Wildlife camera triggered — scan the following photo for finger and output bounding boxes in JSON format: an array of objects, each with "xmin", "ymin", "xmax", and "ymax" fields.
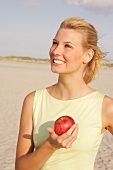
[
  {"xmin": 61, "ymin": 124, "xmax": 79, "ymax": 148},
  {"xmin": 70, "ymin": 124, "xmax": 79, "ymax": 136},
  {"xmin": 47, "ymin": 127, "xmax": 55, "ymax": 134},
  {"xmin": 60, "ymin": 124, "xmax": 77, "ymax": 140},
  {"xmin": 66, "ymin": 124, "xmax": 79, "ymax": 148}
]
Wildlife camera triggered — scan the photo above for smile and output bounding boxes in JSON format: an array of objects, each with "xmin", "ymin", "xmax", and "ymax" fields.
[{"xmin": 53, "ymin": 59, "xmax": 65, "ymax": 65}]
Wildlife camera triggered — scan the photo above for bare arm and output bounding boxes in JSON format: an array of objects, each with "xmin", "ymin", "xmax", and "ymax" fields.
[
  {"xmin": 15, "ymin": 92, "xmax": 79, "ymax": 170},
  {"xmin": 102, "ymin": 96, "xmax": 113, "ymax": 135}
]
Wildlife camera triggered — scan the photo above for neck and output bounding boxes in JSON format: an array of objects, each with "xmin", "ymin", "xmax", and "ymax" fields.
[
  {"xmin": 58, "ymin": 74, "xmax": 85, "ymax": 90},
  {"xmin": 50, "ymin": 74, "xmax": 92, "ymax": 100}
]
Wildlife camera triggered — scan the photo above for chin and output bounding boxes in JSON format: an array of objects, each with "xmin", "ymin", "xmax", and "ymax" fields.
[
  {"xmin": 51, "ymin": 69, "xmax": 67, "ymax": 75},
  {"xmin": 51, "ymin": 64, "xmax": 66, "ymax": 74},
  {"xmin": 51, "ymin": 68, "xmax": 60, "ymax": 74}
]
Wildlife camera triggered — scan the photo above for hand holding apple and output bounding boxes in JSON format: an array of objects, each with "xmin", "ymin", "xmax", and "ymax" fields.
[
  {"xmin": 47, "ymin": 115, "xmax": 78, "ymax": 149},
  {"xmin": 48, "ymin": 117, "xmax": 78, "ymax": 149}
]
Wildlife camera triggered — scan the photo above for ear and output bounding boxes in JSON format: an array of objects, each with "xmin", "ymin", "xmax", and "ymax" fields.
[{"xmin": 83, "ymin": 49, "xmax": 94, "ymax": 64}]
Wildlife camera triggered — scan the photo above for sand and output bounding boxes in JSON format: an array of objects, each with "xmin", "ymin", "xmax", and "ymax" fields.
[{"xmin": 0, "ymin": 61, "xmax": 113, "ymax": 170}]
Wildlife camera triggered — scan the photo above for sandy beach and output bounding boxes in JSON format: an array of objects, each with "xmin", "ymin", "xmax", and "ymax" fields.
[{"xmin": 0, "ymin": 61, "xmax": 113, "ymax": 170}]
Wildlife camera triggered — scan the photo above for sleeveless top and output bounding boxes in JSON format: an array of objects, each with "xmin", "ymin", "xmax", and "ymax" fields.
[{"xmin": 33, "ymin": 88, "xmax": 105, "ymax": 170}]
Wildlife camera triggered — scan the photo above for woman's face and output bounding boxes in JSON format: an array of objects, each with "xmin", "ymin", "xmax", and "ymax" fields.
[{"xmin": 49, "ymin": 28, "xmax": 87, "ymax": 75}]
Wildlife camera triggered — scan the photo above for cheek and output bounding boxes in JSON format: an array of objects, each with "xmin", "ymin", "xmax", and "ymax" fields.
[
  {"xmin": 71, "ymin": 50, "xmax": 84, "ymax": 61},
  {"xmin": 64, "ymin": 51, "xmax": 76, "ymax": 61}
]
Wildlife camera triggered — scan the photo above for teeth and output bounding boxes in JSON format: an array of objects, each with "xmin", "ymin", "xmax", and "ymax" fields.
[{"xmin": 53, "ymin": 59, "xmax": 65, "ymax": 64}]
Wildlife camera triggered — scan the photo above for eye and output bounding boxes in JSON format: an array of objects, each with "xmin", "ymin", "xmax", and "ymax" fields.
[
  {"xmin": 52, "ymin": 41, "xmax": 58, "ymax": 45},
  {"xmin": 65, "ymin": 44, "xmax": 72, "ymax": 48}
]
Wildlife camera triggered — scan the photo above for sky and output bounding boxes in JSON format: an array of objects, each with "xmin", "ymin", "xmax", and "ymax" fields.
[{"xmin": 0, "ymin": 0, "xmax": 113, "ymax": 60}]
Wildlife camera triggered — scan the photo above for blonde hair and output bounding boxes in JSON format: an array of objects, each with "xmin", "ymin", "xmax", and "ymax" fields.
[{"xmin": 60, "ymin": 17, "xmax": 105, "ymax": 84}]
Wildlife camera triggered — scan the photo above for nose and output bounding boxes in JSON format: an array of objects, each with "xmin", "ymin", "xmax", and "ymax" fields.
[{"xmin": 52, "ymin": 45, "xmax": 63, "ymax": 56}]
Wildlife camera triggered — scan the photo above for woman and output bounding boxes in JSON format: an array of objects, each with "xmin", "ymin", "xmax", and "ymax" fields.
[{"xmin": 15, "ymin": 17, "xmax": 113, "ymax": 170}]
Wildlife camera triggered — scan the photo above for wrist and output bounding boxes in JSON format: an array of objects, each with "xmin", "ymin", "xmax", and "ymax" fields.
[{"xmin": 45, "ymin": 139, "xmax": 58, "ymax": 151}]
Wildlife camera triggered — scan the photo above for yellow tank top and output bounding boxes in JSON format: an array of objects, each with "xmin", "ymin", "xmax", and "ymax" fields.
[{"xmin": 33, "ymin": 88, "xmax": 105, "ymax": 170}]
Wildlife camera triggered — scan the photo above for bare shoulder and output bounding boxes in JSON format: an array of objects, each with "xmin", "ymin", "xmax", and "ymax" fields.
[
  {"xmin": 23, "ymin": 91, "xmax": 36, "ymax": 106},
  {"xmin": 103, "ymin": 95, "xmax": 113, "ymax": 113},
  {"xmin": 102, "ymin": 95, "xmax": 113, "ymax": 134},
  {"xmin": 20, "ymin": 91, "xmax": 36, "ymax": 118},
  {"xmin": 19, "ymin": 91, "xmax": 36, "ymax": 129}
]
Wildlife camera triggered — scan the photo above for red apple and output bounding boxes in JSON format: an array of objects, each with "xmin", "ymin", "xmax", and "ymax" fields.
[{"xmin": 54, "ymin": 115, "xmax": 75, "ymax": 136}]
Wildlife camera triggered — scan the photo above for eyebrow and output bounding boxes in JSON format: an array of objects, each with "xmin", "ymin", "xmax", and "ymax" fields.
[{"xmin": 53, "ymin": 39, "xmax": 75, "ymax": 46}]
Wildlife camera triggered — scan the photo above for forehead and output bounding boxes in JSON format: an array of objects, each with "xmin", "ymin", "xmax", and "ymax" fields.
[{"xmin": 55, "ymin": 28, "xmax": 83, "ymax": 44}]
